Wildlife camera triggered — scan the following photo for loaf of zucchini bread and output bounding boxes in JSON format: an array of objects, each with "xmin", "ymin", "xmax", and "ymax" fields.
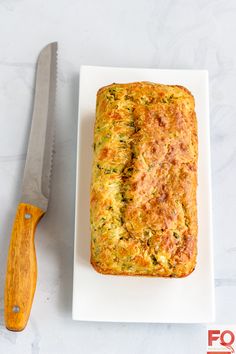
[{"xmin": 90, "ymin": 82, "xmax": 198, "ymax": 277}]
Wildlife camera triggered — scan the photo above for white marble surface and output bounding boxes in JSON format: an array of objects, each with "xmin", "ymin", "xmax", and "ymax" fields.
[{"xmin": 0, "ymin": 0, "xmax": 235, "ymax": 353}]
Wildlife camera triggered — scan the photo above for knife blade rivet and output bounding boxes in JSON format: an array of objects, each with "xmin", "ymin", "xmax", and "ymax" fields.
[
  {"xmin": 12, "ymin": 306, "xmax": 20, "ymax": 313},
  {"xmin": 24, "ymin": 213, "xmax": 32, "ymax": 220}
]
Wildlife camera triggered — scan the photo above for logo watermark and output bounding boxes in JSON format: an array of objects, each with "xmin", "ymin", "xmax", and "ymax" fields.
[{"xmin": 207, "ymin": 326, "xmax": 236, "ymax": 353}]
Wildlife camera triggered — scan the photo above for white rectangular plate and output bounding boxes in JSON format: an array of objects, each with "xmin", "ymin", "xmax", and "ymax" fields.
[{"xmin": 73, "ymin": 65, "xmax": 215, "ymax": 323}]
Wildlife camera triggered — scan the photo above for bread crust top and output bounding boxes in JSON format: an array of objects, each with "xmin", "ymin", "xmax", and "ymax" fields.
[{"xmin": 90, "ymin": 82, "xmax": 198, "ymax": 277}]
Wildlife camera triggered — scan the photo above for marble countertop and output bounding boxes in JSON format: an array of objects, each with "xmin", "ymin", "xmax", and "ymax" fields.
[{"xmin": 0, "ymin": 0, "xmax": 235, "ymax": 353}]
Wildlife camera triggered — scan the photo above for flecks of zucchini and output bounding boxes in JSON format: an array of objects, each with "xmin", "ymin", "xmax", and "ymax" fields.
[
  {"xmin": 140, "ymin": 96, "xmax": 150, "ymax": 104},
  {"xmin": 106, "ymin": 88, "xmax": 117, "ymax": 101},
  {"xmin": 106, "ymin": 87, "xmax": 125, "ymax": 101},
  {"xmin": 123, "ymin": 166, "xmax": 133, "ymax": 178},
  {"xmin": 124, "ymin": 95, "xmax": 134, "ymax": 101},
  {"xmin": 96, "ymin": 164, "xmax": 118, "ymax": 174},
  {"xmin": 173, "ymin": 232, "xmax": 180, "ymax": 239},
  {"xmin": 104, "ymin": 168, "xmax": 118, "ymax": 174},
  {"xmin": 151, "ymin": 254, "xmax": 158, "ymax": 265},
  {"xmin": 121, "ymin": 264, "xmax": 133, "ymax": 271},
  {"xmin": 94, "ymin": 133, "xmax": 112, "ymax": 150},
  {"xmin": 160, "ymin": 94, "xmax": 175, "ymax": 104},
  {"xmin": 185, "ymin": 219, "xmax": 190, "ymax": 227},
  {"xmin": 128, "ymin": 121, "xmax": 135, "ymax": 128}
]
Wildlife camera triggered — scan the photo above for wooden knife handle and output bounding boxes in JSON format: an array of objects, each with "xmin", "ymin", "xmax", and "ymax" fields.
[{"xmin": 4, "ymin": 203, "xmax": 45, "ymax": 331}]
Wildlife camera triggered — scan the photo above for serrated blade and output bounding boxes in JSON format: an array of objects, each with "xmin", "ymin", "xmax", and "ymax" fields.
[{"xmin": 21, "ymin": 42, "xmax": 57, "ymax": 211}]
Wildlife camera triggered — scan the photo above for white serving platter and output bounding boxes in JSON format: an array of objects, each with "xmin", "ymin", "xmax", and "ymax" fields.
[{"xmin": 73, "ymin": 65, "xmax": 215, "ymax": 323}]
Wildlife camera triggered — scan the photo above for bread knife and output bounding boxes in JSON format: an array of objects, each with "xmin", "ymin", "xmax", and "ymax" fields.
[{"xmin": 4, "ymin": 42, "xmax": 57, "ymax": 331}]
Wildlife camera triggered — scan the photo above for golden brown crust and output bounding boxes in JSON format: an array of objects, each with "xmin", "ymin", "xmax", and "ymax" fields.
[
  {"xmin": 90, "ymin": 82, "xmax": 198, "ymax": 277},
  {"xmin": 91, "ymin": 259, "xmax": 195, "ymax": 278}
]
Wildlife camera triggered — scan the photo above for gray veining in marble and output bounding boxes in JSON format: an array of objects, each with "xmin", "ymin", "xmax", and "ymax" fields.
[{"xmin": 0, "ymin": 0, "xmax": 236, "ymax": 353}]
